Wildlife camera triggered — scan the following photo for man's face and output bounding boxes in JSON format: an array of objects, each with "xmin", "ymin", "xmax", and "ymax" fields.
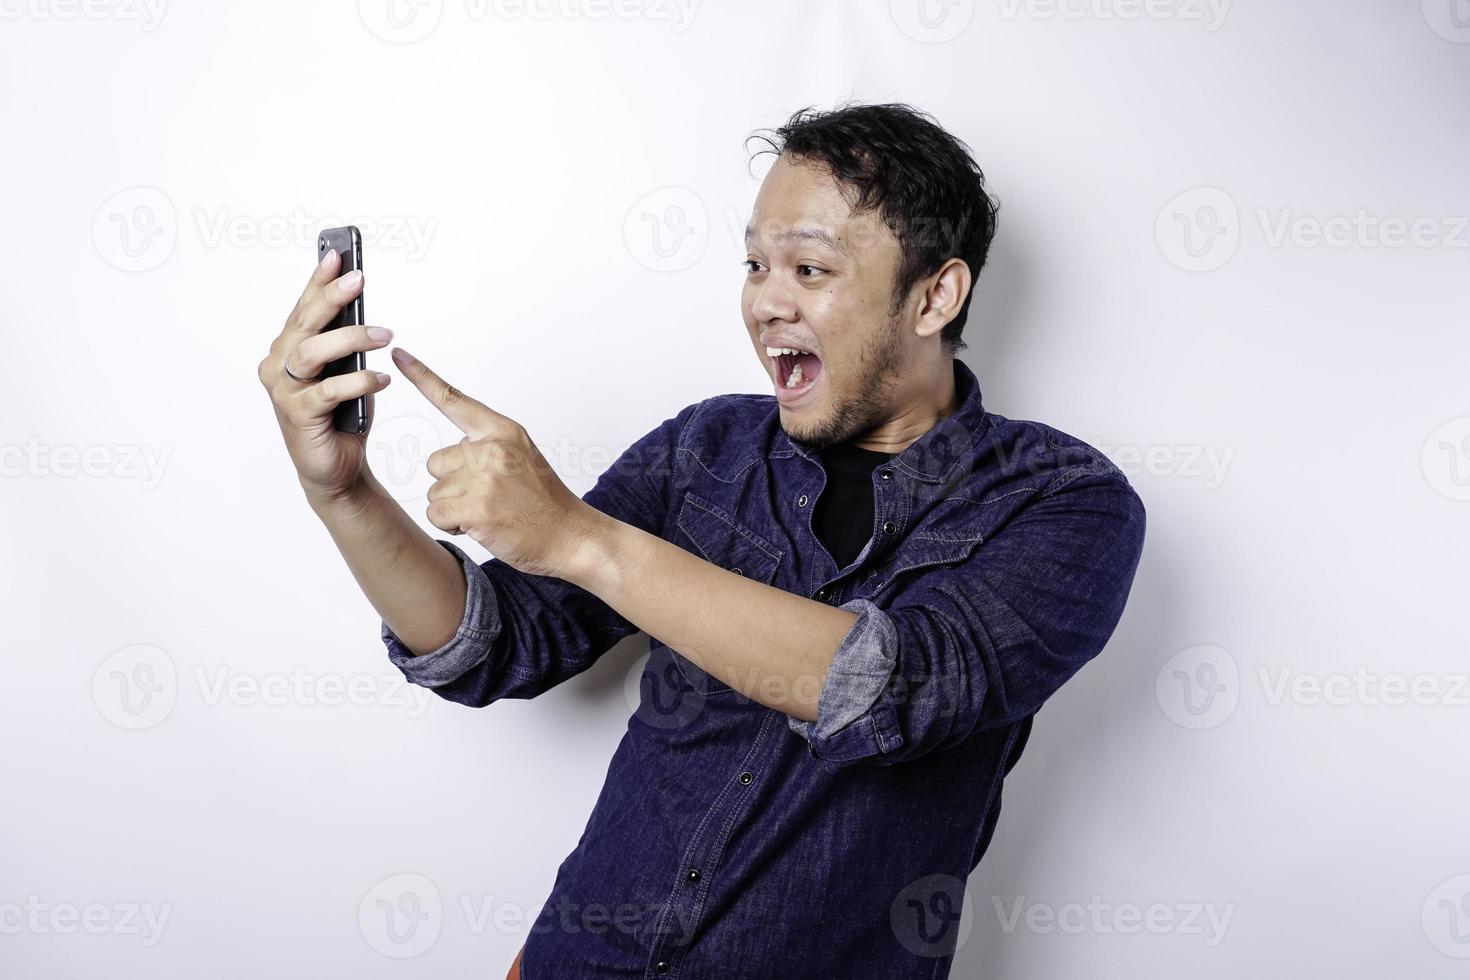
[{"xmin": 742, "ymin": 154, "xmax": 915, "ymax": 450}]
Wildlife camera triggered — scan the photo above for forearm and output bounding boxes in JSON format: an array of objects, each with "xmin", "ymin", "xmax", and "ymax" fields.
[
  {"xmin": 307, "ymin": 469, "xmax": 468, "ymax": 657},
  {"xmin": 564, "ymin": 509, "xmax": 857, "ymax": 721}
]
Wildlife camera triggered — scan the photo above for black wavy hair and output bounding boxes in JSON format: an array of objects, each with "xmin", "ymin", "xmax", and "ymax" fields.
[{"xmin": 746, "ymin": 101, "xmax": 999, "ymax": 355}]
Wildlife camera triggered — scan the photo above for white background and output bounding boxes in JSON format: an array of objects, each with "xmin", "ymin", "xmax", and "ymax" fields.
[{"xmin": 3, "ymin": 1, "xmax": 1468, "ymax": 977}]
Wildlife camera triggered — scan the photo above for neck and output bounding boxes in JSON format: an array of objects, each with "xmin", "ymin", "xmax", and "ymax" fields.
[{"xmin": 850, "ymin": 358, "xmax": 959, "ymax": 454}]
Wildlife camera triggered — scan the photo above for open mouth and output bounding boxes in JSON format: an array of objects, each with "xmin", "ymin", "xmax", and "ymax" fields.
[{"xmin": 766, "ymin": 344, "xmax": 823, "ymax": 401}]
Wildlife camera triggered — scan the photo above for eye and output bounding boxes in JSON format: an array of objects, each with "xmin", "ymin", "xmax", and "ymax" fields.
[
  {"xmin": 796, "ymin": 264, "xmax": 824, "ymax": 278},
  {"xmin": 742, "ymin": 259, "xmax": 765, "ymax": 274}
]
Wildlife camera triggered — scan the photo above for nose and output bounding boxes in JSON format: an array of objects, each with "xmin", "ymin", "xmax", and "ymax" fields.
[{"xmin": 749, "ymin": 272, "xmax": 797, "ymax": 325}]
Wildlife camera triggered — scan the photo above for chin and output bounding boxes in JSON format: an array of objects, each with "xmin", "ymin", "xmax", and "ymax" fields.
[{"xmin": 779, "ymin": 407, "xmax": 838, "ymax": 448}]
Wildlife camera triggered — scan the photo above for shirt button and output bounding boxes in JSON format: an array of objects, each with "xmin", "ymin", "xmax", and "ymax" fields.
[
  {"xmin": 879, "ymin": 468, "xmax": 892, "ymax": 480},
  {"xmin": 655, "ymin": 962, "xmax": 671, "ymax": 975},
  {"xmin": 686, "ymin": 868, "xmax": 701, "ymax": 883},
  {"xmin": 739, "ymin": 770, "xmax": 754, "ymax": 785},
  {"xmin": 882, "ymin": 521, "xmax": 896, "ymax": 534},
  {"xmin": 730, "ymin": 567, "xmax": 743, "ymax": 576},
  {"xmin": 814, "ymin": 588, "xmax": 828, "ymax": 601},
  {"xmin": 797, "ymin": 493, "xmax": 809, "ymax": 507}
]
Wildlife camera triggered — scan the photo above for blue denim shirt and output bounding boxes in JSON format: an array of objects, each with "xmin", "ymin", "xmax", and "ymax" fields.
[{"xmin": 382, "ymin": 358, "xmax": 1145, "ymax": 978}]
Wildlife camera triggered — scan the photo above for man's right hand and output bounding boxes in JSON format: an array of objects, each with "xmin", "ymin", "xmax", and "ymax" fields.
[{"xmin": 257, "ymin": 247, "xmax": 395, "ymax": 503}]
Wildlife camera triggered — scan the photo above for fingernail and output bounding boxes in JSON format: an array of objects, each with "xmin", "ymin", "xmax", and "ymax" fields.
[
  {"xmin": 337, "ymin": 269, "xmax": 362, "ymax": 291},
  {"xmin": 375, "ymin": 372, "xmax": 392, "ymax": 385},
  {"xmin": 319, "ymin": 248, "xmax": 337, "ymax": 269},
  {"xmin": 366, "ymin": 326, "xmax": 392, "ymax": 342},
  {"xmin": 391, "ymin": 348, "xmax": 414, "ymax": 368}
]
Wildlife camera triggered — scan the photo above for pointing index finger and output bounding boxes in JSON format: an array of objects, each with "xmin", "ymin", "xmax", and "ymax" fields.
[{"xmin": 391, "ymin": 347, "xmax": 508, "ymax": 438}]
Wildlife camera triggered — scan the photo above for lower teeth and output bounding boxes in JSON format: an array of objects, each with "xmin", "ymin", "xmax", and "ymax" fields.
[{"xmin": 784, "ymin": 362, "xmax": 805, "ymax": 388}]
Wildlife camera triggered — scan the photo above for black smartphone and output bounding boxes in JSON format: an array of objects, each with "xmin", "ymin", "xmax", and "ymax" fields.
[{"xmin": 317, "ymin": 225, "xmax": 368, "ymax": 434}]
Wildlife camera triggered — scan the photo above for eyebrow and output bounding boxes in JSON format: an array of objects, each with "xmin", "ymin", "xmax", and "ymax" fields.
[{"xmin": 744, "ymin": 224, "xmax": 849, "ymax": 257}]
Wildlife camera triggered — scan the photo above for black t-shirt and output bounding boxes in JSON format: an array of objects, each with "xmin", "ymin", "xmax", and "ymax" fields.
[{"xmin": 812, "ymin": 441, "xmax": 896, "ymax": 570}]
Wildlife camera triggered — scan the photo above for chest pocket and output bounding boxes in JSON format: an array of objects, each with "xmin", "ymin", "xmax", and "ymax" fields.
[
  {"xmin": 667, "ymin": 491, "xmax": 783, "ymax": 695},
  {"xmin": 857, "ymin": 492, "xmax": 1006, "ymax": 600},
  {"xmin": 860, "ymin": 533, "xmax": 986, "ymax": 601}
]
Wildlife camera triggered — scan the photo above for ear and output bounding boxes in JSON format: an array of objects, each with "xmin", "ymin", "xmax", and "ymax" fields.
[{"xmin": 913, "ymin": 258, "xmax": 972, "ymax": 341}]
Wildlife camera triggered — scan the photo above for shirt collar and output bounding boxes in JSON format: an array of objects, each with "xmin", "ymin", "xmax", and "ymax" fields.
[{"xmin": 770, "ymin": 358, "xmax": 990, "ymax": 486}]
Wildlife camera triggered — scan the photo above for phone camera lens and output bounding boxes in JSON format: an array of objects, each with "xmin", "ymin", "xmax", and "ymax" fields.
[{"xmin": 318, "ymin": 237, "xmax": 326, "ymax": 250}]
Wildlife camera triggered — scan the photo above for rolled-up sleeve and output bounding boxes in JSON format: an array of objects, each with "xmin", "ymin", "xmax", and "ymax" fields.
[
  {"xmin": 787, "ymin": 471, "xmax": 1146, "ymax": 766},
  {"xmin": 785, "ymin": 599, "xmax": 905, "ymax": 762},
  {"xmin": 382, "ymin": 538, "xmax": 502, "ymax": 688}
]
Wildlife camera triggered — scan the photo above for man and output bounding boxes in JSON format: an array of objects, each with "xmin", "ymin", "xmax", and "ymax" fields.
[{"xmin": 259, "ymin": 102, "xmax": 1146, "ymax": 978}]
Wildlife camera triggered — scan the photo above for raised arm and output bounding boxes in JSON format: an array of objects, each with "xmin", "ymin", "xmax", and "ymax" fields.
[{"xmin": 374, "ymin": 394, "xmax": 700, "ymax": 706}]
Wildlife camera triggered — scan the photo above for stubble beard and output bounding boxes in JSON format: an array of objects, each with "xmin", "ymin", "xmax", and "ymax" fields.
[{"xmin": 784, "ymin": 313, "xmax": 904, "ymax": 452}]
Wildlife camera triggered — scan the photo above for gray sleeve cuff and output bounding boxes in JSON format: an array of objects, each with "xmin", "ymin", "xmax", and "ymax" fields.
[
  {"xmin": 787, "ymin": 597, "xmax": 900, "ymax": 745},
  {"xmin": 381, "ymin": 539, "xmax": 502, "ymax": 688}
]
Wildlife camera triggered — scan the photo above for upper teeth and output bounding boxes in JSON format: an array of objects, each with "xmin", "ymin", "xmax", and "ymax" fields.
[{"xmin": 766, "ymin": 346, "xmax": 806, "ymax": 357}]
